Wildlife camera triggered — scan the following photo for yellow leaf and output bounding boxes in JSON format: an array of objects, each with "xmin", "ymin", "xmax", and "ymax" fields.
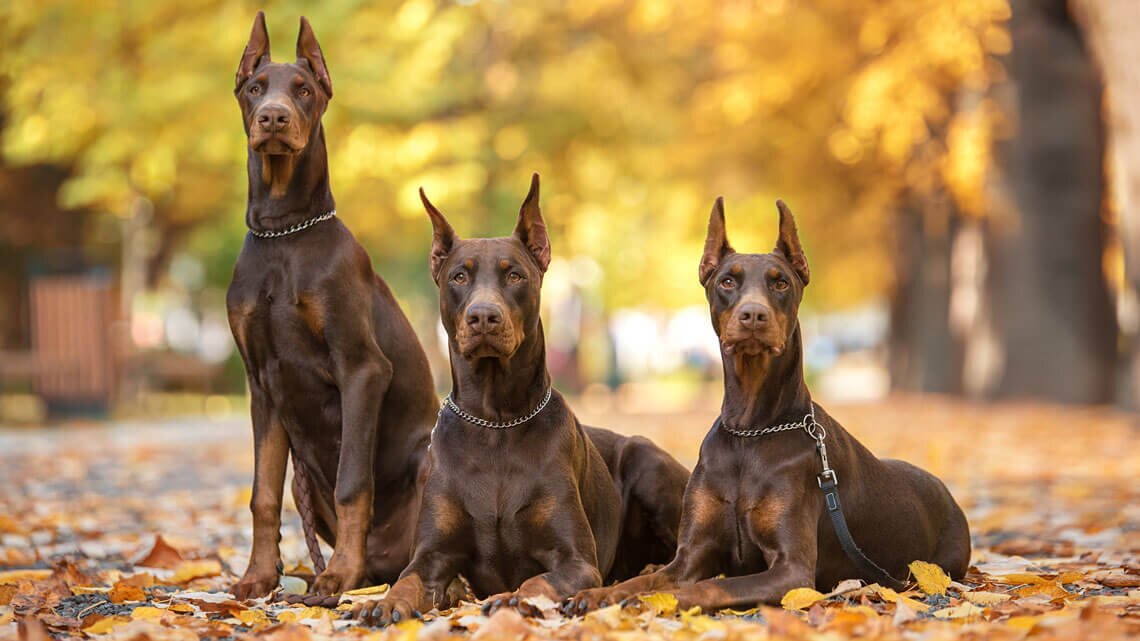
[
  {"xmin": 909, "ymin": 561, "xmax": 950, "ymax": 596},
  {"xmin": 130, "ymin": 606, "xmax": 165, "ymax": 621},
  {"xmin": 584, "ymin": 603, "xmax": 623, "ymax": 626},
  {"xmin": 638, "ymin": 592, "xmax": 678, "ymax": 616},
  {"xmin": 1055, "ymin": 571, "xmax": 1084, "ymax": 584},
  {"xmin": 344, "ymin": 584, "xmax": 389, "ymax": 596},
  {"xmin": 0, "ymin": 611, "xmax": 13, "ymax": 626},
  {"xmin": 932, "ymin": 602, "xmax": 984, "ymax": 619},
  {"xmin": 169, "ymin": 560, "xmax": 222, "ymax": 584},
  {"xmin": 391, "ymin": 619, "xmax": 423, "ymax": 641},
  {"xmin": 168, "ymin": 603, "xmax": 195, "ymax": 613},
  {"xmin": 991, "ymin": 573, "xmax": 1047, "ymax": 585},
  {"xmin": 962, "ymin": 590, "xmax": 1012, "ymax": 605},
  {"xmin": 82, "ymin": 616, "xmax": 131, "ymax": 634},
  {"xmin": 276, "ymin": 606, "xmax": 334, "ymax": 622},
  {"xmin": 235, "ymin": 609, "xmax": 270, "ymax": 626},
  {"xmin": 780, "ymin": 587, "xmax": 825, "ymax": 610},
  {"xmin": 679, "ymin": 608, "xmax": 723, "ymax": 633},
  {"xmin": 1005, "ymin": 615, "xmax": 1040, "ymax": 631},
  {"xmin": 875, "ymin": 585, "xmax": 929, "ymax": 612},
  {"xmin": 0, "ymin": 569, "xmax": 51, "ymax": 585}
]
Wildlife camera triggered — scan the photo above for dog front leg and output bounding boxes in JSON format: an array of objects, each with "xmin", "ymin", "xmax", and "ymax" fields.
[
  {"xmin": 311, "ymin": 351, "xmax": 393, "ymax": 596},
  {"xmin": 234, "ymin": 381, "xmax": 289, "ymax": 600}
]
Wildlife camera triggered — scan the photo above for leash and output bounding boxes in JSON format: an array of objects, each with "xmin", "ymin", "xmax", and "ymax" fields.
[
  {"xmin": 248, "ymin": 209, "xmax": 337, "ymax": 239},
  {"xmin": 441, "ymin": 387, "xmax": 553, "ymax": 429},
  {"xmin": 289, "ymin": 449, "xmax": 327, "ymax": 576},
  {"xmin": 720, "ymin": 407, "xmax": 909, "ymax": 591}
]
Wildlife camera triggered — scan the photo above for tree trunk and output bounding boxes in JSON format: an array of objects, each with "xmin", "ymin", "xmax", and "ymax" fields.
[
  {"xmin": 987, "ymin": 0, "xmax": 1116, "ymax": 404},
  {"xmin": 1071, "ymin": 0, "xmax": 1140, "ymax": 408}
]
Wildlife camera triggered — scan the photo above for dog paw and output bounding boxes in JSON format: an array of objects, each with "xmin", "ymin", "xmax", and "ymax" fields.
[
  {"xmin": 281, "ymin": 592, "xmax": 341, "ymax": 608},
  {"xmin": 233, "ymin": 569, "xmax": 280, "ymax": 601},
  {"xmin": 481, "ymin": 592, "xmax": 544, "ymax": 618},
  {"xmin": 561, "ymin": 586, "xmax": 622, "ymax": 615},
  {"xmin": 353, "ymin": 598, "xmax": 421, "ymax": 626},
  {"xmin": 311, "ymin": 564, "xmax": 363, "ymax": 597}
]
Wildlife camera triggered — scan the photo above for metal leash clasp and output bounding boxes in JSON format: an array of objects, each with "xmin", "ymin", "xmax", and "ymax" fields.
[{"xmin": 805, "ymin": 408, "xmax": 837, "ymax": 486}]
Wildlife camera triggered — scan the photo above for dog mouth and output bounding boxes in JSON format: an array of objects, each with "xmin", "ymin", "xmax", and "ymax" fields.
[
  {"xmin": 249, "ymin": 134, "xmax": 303, "ymax": 155},
  {"xmin": 722, "ymin": 335, "xmax": 784, "ymax": 357},
  {"xmin": 456, "ymin": 331, "xmax": 520, "ymax": 360}
]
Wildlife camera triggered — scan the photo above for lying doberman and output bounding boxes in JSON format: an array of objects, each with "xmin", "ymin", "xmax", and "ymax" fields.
[
  {"xmin": 354, "ymin": 175, "xmax": 690, "ymax": 624},
  {"xmin": 227, "ymin": 13, "xmax": 438, "ymax": 600},
  {"xmin": 566, "ymin": 199, "xmax": 970, "ymax": 613}
]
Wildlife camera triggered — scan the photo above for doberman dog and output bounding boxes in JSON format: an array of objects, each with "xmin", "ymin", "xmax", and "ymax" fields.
[
  {"xmin": 227, "ymin": 13, "xmax": 438, "ymax": 600},
  {"xmin": 354, "ymin": 175, "xmax": 690, "ymax": 624},
  {"xmin": 565, "ymin": 199, "xmax": 970, "ymax": 612}
]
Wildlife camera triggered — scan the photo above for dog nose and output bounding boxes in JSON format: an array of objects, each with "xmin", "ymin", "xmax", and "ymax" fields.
[
  {"xmin": 736, "ymin": 303, "xmax": 770, "ymax": 330},
  {"xmin": 465, "ymin": 303, "xmax": 503, "ymax": 333},
  {"xmin": 256, "ymin": 105, "xmax": 291, "ymax": 132}
]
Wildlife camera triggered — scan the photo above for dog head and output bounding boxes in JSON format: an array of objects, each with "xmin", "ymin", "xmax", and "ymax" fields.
[
  {"xmin": 699, "ymin": 197, "xmax": 810, "ymax": 361},
  {"xmin": 421, "ymin": 174, "xmax": 551, "ymax": 361},
  {"xmin": 234, "ymin": 12, "xmax": 332, "ymax": 156}
]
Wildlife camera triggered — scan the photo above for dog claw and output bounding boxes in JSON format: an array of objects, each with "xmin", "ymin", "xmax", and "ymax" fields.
[
  {"xmin": 392, "ymin": 610, "xmax": 401, "ymax": 623},
  {"xmin": 508, "ymin": 597, "xmax": 518, "ymax": 607}
]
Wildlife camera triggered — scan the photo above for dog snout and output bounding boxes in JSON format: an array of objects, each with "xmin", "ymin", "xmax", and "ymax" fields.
[
  {"xmin": 735, "ymin": 303, "xmax": 770, "ymax": 330},
  {"xmin": 465, "ymin": 303, "xmax": 504, "ymax": 333},
  {"xmin": 255, "ymin": 104, "xmax": 292, "ymax": 133}
]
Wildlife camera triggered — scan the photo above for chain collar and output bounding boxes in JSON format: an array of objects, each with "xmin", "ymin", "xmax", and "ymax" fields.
[
  {"xmin": 248, "ymin": 210, "xmax": 337, "ymax": 239},
  {"xmin": 719, "ymin": 404, "xmax": 826, "ymax": 442},
  {"xmin": 441, "ymin": 387, "xmax": 553, "ymax": 429}
]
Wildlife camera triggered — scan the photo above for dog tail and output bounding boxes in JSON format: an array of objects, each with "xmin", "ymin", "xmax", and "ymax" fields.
[{"xmin": 290, "ymin": 449, "xmax": 327, "ymax": 576}]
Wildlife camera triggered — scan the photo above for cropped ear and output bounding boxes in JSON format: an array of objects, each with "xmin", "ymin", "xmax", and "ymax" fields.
[
  {"xmin": 699, "ymin": 197, "xmax": 733, "ymax": 286},
  {"xmin": 296, "ymin": 16, "xmax": 332, "ymax": 98},
  {"xmin": 774, "ymin": 199, "xmax": 810, "ymax": 286},
  {"xmin": 235, "ymin": 11, "xmax": 271, "ymax": 93},
  {"xmin": 513, "ymin": 173, "xmax": 551, "ymax": 273},
  {"xmin": 420, "ymin": 188, "xmax": 458, "ymax": 283}
]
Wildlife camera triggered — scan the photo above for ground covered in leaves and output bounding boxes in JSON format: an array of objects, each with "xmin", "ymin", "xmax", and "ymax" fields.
[{"xmin": 1, "ymin": 397, "xmax": 1138, "ymax": 640}]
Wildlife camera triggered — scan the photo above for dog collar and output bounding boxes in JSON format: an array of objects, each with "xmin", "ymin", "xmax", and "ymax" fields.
[
  {"xmin": 248, "ymin": 209, "xmax": 337, "ymax": 239},
  {"xmin": 718, "ymin": 405, "xmax": 825, "ymax": 440},
  {"xmin": 441, "ymin": 387, "xmax": 553, "ymax": 429}
]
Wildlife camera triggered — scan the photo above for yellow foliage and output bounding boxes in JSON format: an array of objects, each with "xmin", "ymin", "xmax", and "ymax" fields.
[
  {"xmin": 129, "ymin": 606, "xmax": 165, "ymax": 621},
  {"xmin": 638, "ymin": 592, "xmax": 678, "ymax": 617},
  {"xmin": 780, "ymin": 587, "xmax": 825, "ymax": 610},
  {"xmin": 908, "ymin": 560, "xmax": 951, "ymax": 595}
]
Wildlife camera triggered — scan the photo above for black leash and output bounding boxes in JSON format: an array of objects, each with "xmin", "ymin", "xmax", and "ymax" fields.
[{"xmin": 811, "ymin": 433, "xmax": 908, "ymax": 590}]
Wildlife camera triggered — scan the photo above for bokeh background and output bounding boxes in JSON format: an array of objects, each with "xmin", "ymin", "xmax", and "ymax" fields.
[{"xmin": 2, "ymin": 0, "xmax": 1139, "ymax": 423}]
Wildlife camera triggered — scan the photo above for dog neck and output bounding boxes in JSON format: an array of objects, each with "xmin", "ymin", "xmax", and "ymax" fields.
[
  {"xmin": 448, "ymin": 322, "xmax": 552, "ymax": 422},
  {"xmin": 720, "ymin": 325, "xmax": 812, "ymax": 430},
  {"xmin": 245, "ymin": 124, "xmax": 336, "ymax": 233}
]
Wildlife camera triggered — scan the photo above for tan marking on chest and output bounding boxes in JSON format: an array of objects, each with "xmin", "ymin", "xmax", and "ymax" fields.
[
  {"xmin": 431, "ymin": 494, "xmax": 465, "ymax": 536},
  {"xmin": 749, "ymin": 495, "xmax": 790, "ymax": 538},
  {"xmin": 297, "ymin": 293, "xmax": 326, "ymax": 336},
  {"xmin": 524, "ymin": 495, "xmax": 557, "ymax": 528},
  {"xmin": 688, "ymin": 486, "xmax": 724, "ymax": 526}
]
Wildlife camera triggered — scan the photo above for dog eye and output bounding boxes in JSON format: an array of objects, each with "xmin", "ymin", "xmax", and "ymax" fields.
[
  {"xmin": 248, "ymin": 84, "xmax": 262, "ymax": 95},
  {"xmin": 773, "ymin": 279, "xmax": 789, "ymax": 291},
  {"xmin": 719, "ymin": 276, "xmax": 736, "ymax": 289},
  {"xmin": 298, "ymin": 86, "xmax": 311, "ymax": 97},
  {"xmin": 451, "ymin": 272, "xmax": 467, "ymax": 285},
  {"xmin": 507, "ymin": 272, "xmax": 524, "ymax": 284}
]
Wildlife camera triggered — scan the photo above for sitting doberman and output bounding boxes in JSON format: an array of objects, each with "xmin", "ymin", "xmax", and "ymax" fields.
[
  {"xmin": 227, "ymin": 13, "xmax": 438, "ymax": 599},
  {"xmin": 354, "ymin": 175, "xmax": 690, "ymax": 624},
  {"xmin": 565, "ymin": 198, "xmax": 970, "ymax": 613}
]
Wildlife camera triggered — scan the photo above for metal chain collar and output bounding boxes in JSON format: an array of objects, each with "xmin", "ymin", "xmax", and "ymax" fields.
[
  {"xmin": 248, "ymin": 210, "xmax": 337, "ymax": 239},
  {"xmin": 441, "ymin": 387, "xmax": 553, "ymax": 429},
  {"xmin": 720, "ymin": 404, "xmax": 837, "ymax": 483}
]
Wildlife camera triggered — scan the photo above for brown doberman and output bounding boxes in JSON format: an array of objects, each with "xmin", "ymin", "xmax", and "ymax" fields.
[
  {"xmin": 227, "ymin": 13, "xmax": 438, "ymax": 600},
  {"xmin": 354, "ymin": 175, "xmax": 690, "ymax": 624},
  {"xmin": 565, "ymin": 198, "xmax": 971, "ymax": 613}
]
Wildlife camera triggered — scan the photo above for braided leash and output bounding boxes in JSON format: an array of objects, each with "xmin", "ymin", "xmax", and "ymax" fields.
[{"xmin": 289, "ymin": 449, "xmax": 326, "ymax": 575}]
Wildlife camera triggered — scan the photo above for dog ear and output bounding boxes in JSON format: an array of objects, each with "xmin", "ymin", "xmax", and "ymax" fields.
[
  {"xmin": 236, "ymin": 11, "xmax": 271, "ymax": 93},
  {"xmin": 699, "ymin": 197, "xmax": 733, "ymax": 286},
  {"xmin": 513, "ymin": 173, "xmax": 551, "ymax": 273},
  {"xmin": 774, "ymin": 200, "xmax": 810, "ymax": 286},
  {"xmin": 420, "ymin": 188, "xmax": 458, "ymax": 283},
  {"xmin": 296, "ymin": 16, "xmax": 333, "ymax": 98}
]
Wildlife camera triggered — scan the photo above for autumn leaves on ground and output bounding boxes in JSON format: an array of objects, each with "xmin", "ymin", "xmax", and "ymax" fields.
[{"xmin": 1, "ymin": 398, "xmax": 1138, "ymax": 640}]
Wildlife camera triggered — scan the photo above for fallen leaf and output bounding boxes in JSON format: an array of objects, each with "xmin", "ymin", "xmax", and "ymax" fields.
[
  {"xmin": 780, "ymin": 587, "xmax": 825, "ymax": 610},
  {"xmin": 909, "ymin": 560, "xmax": 951, "ymax": 595},
  {"xmin": 169, "ymin": 560, "xmax": 222, "ymax": 584},
  {"xmin": 108, "ymin": 582, "xmax": 146, "ymax": 604},
  {"xmin": 82, "ymin": 615, "xmax": 131, "ymax": 635},
  {"xmin": 343, "ymin": 583, "xmax": 389, "ymax": 596},
  {"xmin": 893, "ymin": 599, "xmax": 919, "ymax": 625},
  {"xmin": 0, "ymin": 570, "xmax": 51, "ymax": 585},
  {"xmin": 962, "ymin": 590, "xmax": 1013, "ymax": 605},
  {"xmin": 129, "ymin": 606, "xmax": 165, "ymax": 621},
  {"xmin": 137, "ymin": 535, "xmax": 184, "ymax": 569},
  {"xmin": 638, "ymin": 592, "xmax": 678, "ymax": 616},
  {"xmin": 234, "ymin": 608, "xmax": 269, "ymax": 626},
  {"xmin": 932, "ymin": 602, "xmax": 985, "ymax": 619}
]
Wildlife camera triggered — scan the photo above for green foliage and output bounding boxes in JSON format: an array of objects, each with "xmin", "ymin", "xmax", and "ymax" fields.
[{"xmin": 0, "ymin": 0, "xmax": 1009, "ymax": 309}]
